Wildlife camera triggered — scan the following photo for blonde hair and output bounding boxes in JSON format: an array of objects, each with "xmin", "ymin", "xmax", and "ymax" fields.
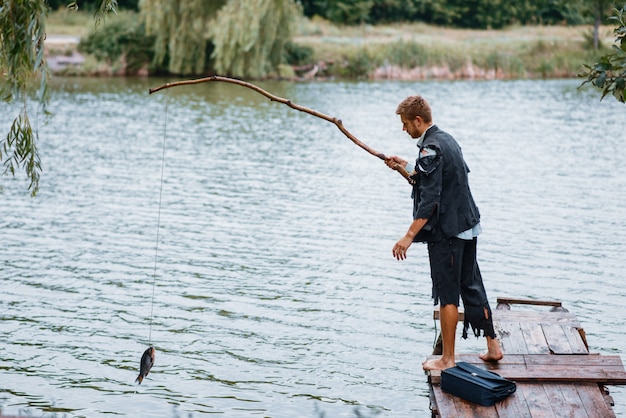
[{"xmin": 395, "ymin": 96, "xmax": 432, "ymax": 123}]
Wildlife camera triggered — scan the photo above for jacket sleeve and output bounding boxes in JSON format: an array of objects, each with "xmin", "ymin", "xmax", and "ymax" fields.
[{"xmin": 415, "ymin": 145, "xmax": 442, "ymax": 219}]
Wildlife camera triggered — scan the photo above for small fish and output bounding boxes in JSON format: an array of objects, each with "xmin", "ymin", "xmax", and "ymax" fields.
[{"xmin": 135, "ymin": 346, "xmax": 155, "ymax": 384}]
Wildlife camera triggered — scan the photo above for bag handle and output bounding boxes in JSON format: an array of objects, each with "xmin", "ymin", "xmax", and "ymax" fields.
[{"xmin": 454, "ymin": 362, "xmax": 508, "ymax": 382}]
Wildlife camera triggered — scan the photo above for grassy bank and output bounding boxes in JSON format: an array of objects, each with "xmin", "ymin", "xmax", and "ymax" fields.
[
  {"xmin": 44, "ymin": 9, "xmax": 614, "ymax": 80},
  {"xmin": 293, "ymin": 17, "xmax": 614, "ymax": 80}
]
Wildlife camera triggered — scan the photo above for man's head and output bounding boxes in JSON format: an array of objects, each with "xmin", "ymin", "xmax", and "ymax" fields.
[{"xmin": 396, "ymin": 95, "xmax": 433, "ymax": 139}]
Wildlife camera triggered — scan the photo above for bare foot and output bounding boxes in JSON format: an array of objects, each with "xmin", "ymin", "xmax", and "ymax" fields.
[
  {"xmin": 479, "ymin": 347, "xmax": 503, "ymax": 362},
  {"xmin": 422, "ymin": 357, "xmax": 456, "ymax": 371},
  {"xmin": 480, "ymin": 336, "xmax": 503, "ymax": 362}
]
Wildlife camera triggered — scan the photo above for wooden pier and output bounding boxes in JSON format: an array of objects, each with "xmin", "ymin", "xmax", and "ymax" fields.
[{"xmin": 427, "ymin": 297, "xmax": 626, "ymax": 417}]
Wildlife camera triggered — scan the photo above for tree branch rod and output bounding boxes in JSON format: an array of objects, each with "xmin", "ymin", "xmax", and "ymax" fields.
[{"xmin": 149, "ymin": 76, "xmax": 413, "ymax": 184}]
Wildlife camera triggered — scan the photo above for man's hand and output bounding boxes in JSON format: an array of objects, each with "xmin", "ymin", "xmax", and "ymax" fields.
[
  {"xmin": 392, "ymin": 236, "xmax": 413, "ymax": 260},
  {"xmin": 392, "ymin": 218, "xmax": 429, "ymax": 260},
  {"xmin": 385, "ymin": 156, "xmax": 407, "ymax": 172}
]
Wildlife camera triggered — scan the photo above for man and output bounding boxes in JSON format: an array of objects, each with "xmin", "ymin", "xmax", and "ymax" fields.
[{"xmin": 385, "ymin": 95, "xmax": 503, "ymax": 371}]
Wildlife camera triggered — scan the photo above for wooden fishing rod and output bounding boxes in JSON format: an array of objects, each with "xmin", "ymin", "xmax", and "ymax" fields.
[{"xmin": 149, "ymin": 76, "xmax": 414, "ymax": 184}]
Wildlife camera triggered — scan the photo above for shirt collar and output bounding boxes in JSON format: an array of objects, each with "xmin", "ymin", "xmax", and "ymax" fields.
[{"xmin": 416, "ymin": 124, "xmax": 435, "ymax": 147}]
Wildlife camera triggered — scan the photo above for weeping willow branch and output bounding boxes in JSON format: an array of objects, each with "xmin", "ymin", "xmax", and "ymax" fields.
[
  {"xmin": 1, "ymin": 0, "xmax": 118, "ymax": 196},
  {"xmin": 67, "ymin": 0, "xmax": 118, "ymax": 23},
  {"xmin": 1, "ymin": 107, "xmax": 41, "ymax": 194},
  {"xmin": 149, "ymin": 76, "xmax": 414, "ymax": 184},
  {"xmin": 0, "ymin": 0, "xmax": 49, "ymax": 196}
]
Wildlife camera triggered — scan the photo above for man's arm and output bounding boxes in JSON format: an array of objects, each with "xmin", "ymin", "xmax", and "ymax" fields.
[{"xmin": 392, "ymin": 217, "xmax": 428, "ymax": 260}]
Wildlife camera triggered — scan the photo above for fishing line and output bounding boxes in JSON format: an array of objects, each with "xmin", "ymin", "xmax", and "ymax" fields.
[
  {"xmin": 148, "ymin": 92, "xmax": 169, "ymax": 346},
  {"xmin": 136, "ymin": 93, "xmax": 168, "ymax": 385}
]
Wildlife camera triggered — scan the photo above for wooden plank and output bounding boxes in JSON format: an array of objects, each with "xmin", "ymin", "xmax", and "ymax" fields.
[
  {"xmin": 506, "ymin": 367, "xmax": 626, "ymax": 384},
  {"xmin": 518, "ymin": 384, "xmax": 558, "ymax": 417},
  {"xmin": 523, "ymin": 355, "xmax": 623, "ymax": 367},
  {"xmin": 493, "ymin": 309, "xmax": 579, "ymax": 321},
  {"xmin": 493, "ymin": 310, "xmax": 581, "ymax": 326},
  {"xmin": 431, "ymin": 366, "xmax": 626, "ymax": 385},
  {"xmin": 428, "ymin": 364, "xmax": 526, "ymax": 385},
  {"xmin": 539, "ymin": 323, "xmax": 589, "ymax": 355},
  {"xmin": 493, "ymin": 390, "xmax": 533, "ymax": 417},
  {"xmin": 576, "ymin": 383, "xmax": 617, "ymax": 418},
  {"xmin": 496, "ymin": 321, "xmax": 529, "ymax": 354},
  {"xmin": 563, "ymin": 326, "xmax": 590, "ymax": 353},
  {"xmin": 555, "ymin": 383, "xmax": 597, "ymax": 418},
  {"xmin": 540, "ymin": 383, "xmax": 581, "ymax": 418},
  {"xmin": 433, "ymin": 385, "xmax": 499, "ymax": 417},
  {"xmin": 496, "ymin": 297, "xmax": 563, "ymax": 307},
  {"xmin": 450, "ymin": 394, "xmax": 499, "ymax": 418},
  {"xmin": 428, "ymin": 354, "xmax": 527, "ymax": 384},
  {"xmin": 432, "ymin": 385, "xmax": 461, "ymax": 417},
  {"xmin": 451, "ymin": 353, "xmax": 527, "ymax": 365},
  {"xmin": 428, "ymin": 300, "xmax": 623, "ymax": 417},
  {"xmin": 449, "ymin": 353, "xmax": 624, "ymax": 368},
  {"xmin": 542, "ymin": 323, "xmax": 577, "ymax": 354},
  {"xmin": 428, "ymin": 355, "xmax": 626, "ymax": 385},
  {"xmin": 432, "ymin": 382, "xmax": 614, "ymax": 417},
  {"xmin": 429, "ymin": 386, "xmax": 438, "ymax": 416},
  {"xmin": 520, "ymin": 322, "xmax": 551, "ymax": 354}
]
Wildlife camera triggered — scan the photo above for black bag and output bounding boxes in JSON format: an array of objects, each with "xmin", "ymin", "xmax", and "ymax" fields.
[{"xmin": 440, "ymin": 362, "xmax": 516, "ymax": 406}]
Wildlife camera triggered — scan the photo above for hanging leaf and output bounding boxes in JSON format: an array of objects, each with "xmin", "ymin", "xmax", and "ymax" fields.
[
  {"xmin": 1, "ymin": 111, "xmax": 41, "ymax": 195},
  {"xmin": 594, "ymin": 72, "xmax": 607, "ymax": 87},
  {"xmin": 0, "ymin": 0, "xmax": 47, "ymax": 195},
  {"xmin": 1, "ymin": 0, "xmax": 117, "ymax": 195},
  {"xmin": 579, "ymin": 5, "xmax": 626, "ymax": 104}
]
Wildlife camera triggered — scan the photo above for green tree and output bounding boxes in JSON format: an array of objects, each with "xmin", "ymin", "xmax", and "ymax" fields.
[
  {"xmin": 1, "ymin": 0, "xmax": 116, "ymax": 196},
  {"xmin": 297, "ymin": 0, "xmax": 370, "ymax": 24},
  {"xmin": 140, "ymin": 0, "xmax": 226, "ymax": 75},
  {"xmin": 140, "ymin": 0, "xmax": 300, "ymax": 78},
  {"xmin": 580, "ymin": 4, "xmax": 626, "ymax": 102},
  {"xmin": 299, "ymin": 0, "xmax": 323, "ymax": 17},
  {"xmin": 79, "ymin": 13, "xmax": 155, "ymax": 74},
  {"xmin": 210, "ymin": 0, "xmax": 301, "ymax": 77},
  {"xmin": 586, "ymin": 0, "xmax": 613, "ymax": 49},
  {"xmin": 47, "ymin": 0, "xmax": 138, "ymax": 11},
  {"xmin": 553, "ymin": 0, "xmax": 612, "ymax": 48},
  {"xmin": 316, "ymin": 0, "xmax": 372, "ymax": 24}
]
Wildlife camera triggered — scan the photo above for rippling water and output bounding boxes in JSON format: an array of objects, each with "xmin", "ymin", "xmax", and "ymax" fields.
[{"xmin": 1, "ymin": 77, "xmax": 625, "ymax": 417}]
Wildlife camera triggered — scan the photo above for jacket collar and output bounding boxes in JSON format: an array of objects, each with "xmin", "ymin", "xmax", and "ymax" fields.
[{"xmin": 416, "ymin": 124, "xmax": 437, "ymax": 148}]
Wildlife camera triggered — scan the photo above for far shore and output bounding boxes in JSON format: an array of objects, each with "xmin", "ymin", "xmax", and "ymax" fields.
[{"xmin": 43, "ymin": 12, "xmax": 614, "ymax": 81}]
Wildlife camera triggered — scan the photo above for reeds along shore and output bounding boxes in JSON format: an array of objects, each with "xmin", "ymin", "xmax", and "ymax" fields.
[
  {"xmin": 290, "ymin": 21, "xmax": 614, "ymax": 80},
  {"xmin": 43, "ymin": 10, "xmax": 614, "ymax": 80}
]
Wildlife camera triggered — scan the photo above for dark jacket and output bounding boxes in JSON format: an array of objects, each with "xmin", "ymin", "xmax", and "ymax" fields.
[{"xmin": 410, "ymin": 125, "xmax": 480, "ymax": 242}]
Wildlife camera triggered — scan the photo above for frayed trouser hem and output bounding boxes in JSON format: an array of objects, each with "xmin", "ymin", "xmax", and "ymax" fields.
[{"xmin": 462, "ymin": 304, "xmax": 496, "ymax": 339}]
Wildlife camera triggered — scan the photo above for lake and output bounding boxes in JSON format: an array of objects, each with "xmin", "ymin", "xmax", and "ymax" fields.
[{"xmin": 1, "ymin": 77, "xmax": 625, "ymax": 417}]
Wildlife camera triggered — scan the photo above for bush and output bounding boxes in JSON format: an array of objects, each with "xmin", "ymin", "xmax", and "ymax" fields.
[
  {"xmin": 336, "ymin": 48, "xmax": 376, "ymax": 78},
  {"xmin": 385, "ymin": 40, "xmax": 428, "ymax": 68},
  {"xmin": 78, "ymin": 12, "xmax": 155, "ymax": 73},
  {"xmin": 284, "ymin": 42, "xmax": 315, "ymax": 66}
]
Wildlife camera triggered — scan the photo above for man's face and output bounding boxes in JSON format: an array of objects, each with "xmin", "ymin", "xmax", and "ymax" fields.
[{"xmin": 400, "ymin": 114, "xmax": 423, "ymax": 139}]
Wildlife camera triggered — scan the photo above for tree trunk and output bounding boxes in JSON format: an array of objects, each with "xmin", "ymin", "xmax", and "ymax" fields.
[{"xmin": 594, "ymin": 15, "xmax": 600, "ymax": 50}]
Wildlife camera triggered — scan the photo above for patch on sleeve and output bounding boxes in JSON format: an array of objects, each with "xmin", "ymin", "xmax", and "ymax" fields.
[{"xmin": 417, "ymin": 146, "xmax": 440, "ymax": 175}]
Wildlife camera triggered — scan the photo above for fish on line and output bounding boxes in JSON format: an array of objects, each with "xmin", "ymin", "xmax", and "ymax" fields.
[{"xmin": 136, "ymin": 346, "xmax": 155, "ymax": 384}]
